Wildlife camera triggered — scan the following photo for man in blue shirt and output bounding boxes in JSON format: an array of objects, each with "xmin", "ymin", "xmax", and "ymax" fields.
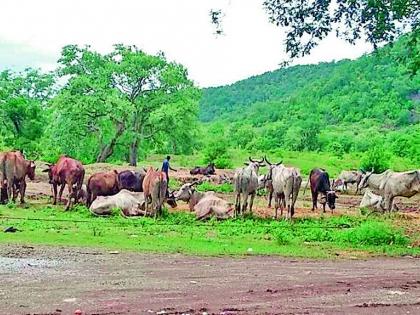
[{"xmin": 162, "ymin": 155, "xmax": 177, "ymax": 188}]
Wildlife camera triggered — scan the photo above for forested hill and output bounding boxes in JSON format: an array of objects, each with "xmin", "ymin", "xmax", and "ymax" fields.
[{"xmin": 199, "ymin": 37, "xmax": 419, "ymax": 164}]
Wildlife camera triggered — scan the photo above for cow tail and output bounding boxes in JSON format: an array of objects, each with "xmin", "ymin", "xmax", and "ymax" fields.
[
  {"xmin": 290, "ymin": 175, "xmax": 295, "ymax": 217},
  {"xmin": 86, "ymin": 177, "xmax": 92, "ymax": 207}
]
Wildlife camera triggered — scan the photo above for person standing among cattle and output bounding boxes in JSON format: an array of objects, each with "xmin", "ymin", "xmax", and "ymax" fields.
[{"xmin": 161, "ymin": 156, "xmax": 177, "ymax": 190}]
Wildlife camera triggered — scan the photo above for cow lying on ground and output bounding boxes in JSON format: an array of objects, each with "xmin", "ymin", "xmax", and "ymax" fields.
[
  {"xmin": 305, "ymin": 168, "xmax": 338, "ymax": 213},
  {"xmin": 359, "ymin": 189, "xmax": 399, "ymax": 211},
  {"xmin": 358, "ymin": 169, "xmax": 419, "ymax": 212},
  {"xmin": 174, "ymin": 181, "xmax": 234, "ymax": 220},
  {"xmin": 89, "ymin": 189, "xmax": 146, "ymax": 216},
  {"xmin": 0, "ymin": 151, "xmax": 36, "ymax": 204},
  {"xmin": 86, "ymin": 170, "xmax": 119, "ymax": 206},
  {"xmin": 190, "ymin": 163, "xmax": 216, "ymax": 176},
  {"xmin": 43, "ymin": 155, "xmax": 85, "ymax": 210}
]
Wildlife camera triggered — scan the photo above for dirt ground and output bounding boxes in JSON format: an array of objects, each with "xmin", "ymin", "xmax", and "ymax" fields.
[{"xmin": 0, "ymin": 244, "xmax": 419, "ymax": 315}]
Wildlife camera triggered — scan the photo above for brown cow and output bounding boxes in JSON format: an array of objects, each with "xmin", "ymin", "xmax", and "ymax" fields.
[
  {"xmin": 43, "ymin": 156, "xmax": 85, "ymax": 210},
  {"xmin": 142, "ymin": 167, "xmax": 168, "ymax": 218},
  {"xmin": 0, "ymin": 151, "xmax": 36, "ymax": 204},
  {"xmin": 86, "ymin": 170, "xmax": 119, "ymax": 206}
]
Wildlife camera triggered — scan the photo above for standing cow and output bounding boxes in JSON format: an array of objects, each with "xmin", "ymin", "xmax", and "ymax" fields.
[
  {"xmin": 86, "ymin": 170, "xmax": 120, "ymax": 207},
  {"xmin": 306, "ymin": 168, "xmax": 338, "ymax": 213},
  {"xmin": 118, "ymin": 169, "xmax": 146, "ymax": 192},
  {"xmin": 265, "ymin": 157, "xmax": 302, "ymax": 219},
  {"xmin": 43, "ymin": 156, "xmax": 85, "ymax": 210},
  {"xmin": 334, "ymin": 170, "xmax": 362, "ymax": 194},
  {"xmin": 0, "ymin": 151, "xmax": 36, "ymax": 204},
  {"xmin": 358, "ymin": 169, "xmax": 419, "ymax": 212},
  {"xmin": 233, "ymin": 157, "xmax": 265, "ymax": 216},
  {"xmin": 142, "ymin": 167, "xmax": 168, "ymax": 218}
]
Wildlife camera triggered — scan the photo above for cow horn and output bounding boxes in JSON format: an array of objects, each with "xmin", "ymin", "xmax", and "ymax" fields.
[
  {"xmin": 370, "ymin": 167, "xmax": 374, "ymax": 172},
  {"xmin": 264, "ymin": 156, "xmax": 272, "ymax": 165},
  {"xmin": 276, "ymin": 160, "xmax": 283, "ymax": 166},
  {"xmin": 249, "ymin": 156, "xmax": 255, "ymax": 163}
]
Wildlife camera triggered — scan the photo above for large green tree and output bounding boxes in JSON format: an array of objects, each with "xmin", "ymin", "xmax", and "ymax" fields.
[
  {"xmin": 0, "ymin": 69, "xmax": 54, "ymax": 155},
  {"xmin": 51, "ymin": 45, "xmax": 200, "ymax": 165}
]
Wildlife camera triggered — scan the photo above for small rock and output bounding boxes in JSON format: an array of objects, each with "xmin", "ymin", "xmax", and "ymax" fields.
[
  {"xmin": 108, "ymin": 251, "xmax": 119, "ymax": 255},
  {"xmin": 190, "ymin": 280, "xmax": 198, "ymax": 284},
  {"xmin": 63, "ymin": 298, "xmax": 77, "ymax": 303}
]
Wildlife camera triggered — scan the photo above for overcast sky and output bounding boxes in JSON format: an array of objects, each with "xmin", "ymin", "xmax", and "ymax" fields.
[{"xmin": 1, "ymin": 0, "xmax": 372, "ymax": 87}]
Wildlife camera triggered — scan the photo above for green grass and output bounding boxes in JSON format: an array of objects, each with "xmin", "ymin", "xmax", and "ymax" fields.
[{"xmin": 1, "ymin": 203, "xmax": 418, "ymax": 258}]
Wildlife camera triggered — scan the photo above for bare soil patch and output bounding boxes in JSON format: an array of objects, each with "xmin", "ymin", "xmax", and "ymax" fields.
[{"xmin": 0, "ymin": 244, "xmax": 419, "ymax": 315}]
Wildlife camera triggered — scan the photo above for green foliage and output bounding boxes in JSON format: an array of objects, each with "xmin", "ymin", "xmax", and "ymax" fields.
[
  {"xmin": 360, "ymin": 145, "xmax": 391, "ymax": 173},
  {"xmin": 196, "ymin": 182, "xmax": 233, "ymax": 193},
  {"xmin": 200, "ymin": 36, "xmax": 419, "ymax": 164},
  {"xmin": 202, "ymin": 139, "xmax": 233, "ymax": 169},
  {"xmin": 340, "ymin": 222, "xmax": 409, "ymax": 246}
]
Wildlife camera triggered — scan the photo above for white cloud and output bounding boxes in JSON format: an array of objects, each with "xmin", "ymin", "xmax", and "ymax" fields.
[{"xmin": 0, "ymin": 0, "xmax": 371, "ymax": 87}]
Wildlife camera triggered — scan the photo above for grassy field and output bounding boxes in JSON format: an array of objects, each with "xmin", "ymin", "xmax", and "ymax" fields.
[{"xmin": 1, "ymin": 201, "xmax": 419, "ymax": 258}]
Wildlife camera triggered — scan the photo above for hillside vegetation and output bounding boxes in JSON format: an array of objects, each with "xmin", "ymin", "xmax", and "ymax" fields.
[{"xmin": 200, "ymin": 37, "xmax": 420, "ymax": 167}]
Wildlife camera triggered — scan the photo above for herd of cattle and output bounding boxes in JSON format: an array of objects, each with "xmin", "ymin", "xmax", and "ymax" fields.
[{"xmin": 0, "ymin": 151, "xmax": 419, "ymax": 220}]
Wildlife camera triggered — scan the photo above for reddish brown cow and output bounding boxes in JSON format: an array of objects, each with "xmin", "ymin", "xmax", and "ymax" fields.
[
  {"xmin": 43, "ymin": 156, "xmax": 85, "ymax": 210},
  {"xmin": 142, "ymin": 167, "xmax": 168, "ymax": 218},
  {"xmin": 86, "ymin": 170, "xmax": 119, "ymax": 207},
  {"xmin": 0, "ymin": 151, "xmax": 36, "ymax": 204}
]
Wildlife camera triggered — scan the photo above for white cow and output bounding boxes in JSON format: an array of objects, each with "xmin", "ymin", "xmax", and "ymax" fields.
[{"xmin": 89, "ymin": 189, "xmax": 147, "ymax": 217}]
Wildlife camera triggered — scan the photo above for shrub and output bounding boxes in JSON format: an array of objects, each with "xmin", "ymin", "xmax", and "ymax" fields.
[
  {"xmin": 197, "ymin": 182, "xmax": 233, "ymax": 193},
  {"xmin": 203, "ymin": 139, "xmax": 233, "ymax": 169},
  {"xmin": 360, "ymin": 145, "xmax": 391, "ymax": 172},
  {"xmin": 339, "ymin": 221, "xmax": 409, "ymax": 246},
  {"xmin": 276, "ymin": 230, "xmax": 293, "ymax": 245}
]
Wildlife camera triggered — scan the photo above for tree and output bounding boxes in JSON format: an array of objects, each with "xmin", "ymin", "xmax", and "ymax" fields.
[
  {"xmin": 52, "ymin": 45, "xmax": 199, "ymax": 164},
  {"xmin": 212, "ymin": 0, "xmax": 419, "ymax": 62},
  {"xmin": 0, "ymin": 69, "xmax": 54, "ymax": 155}
]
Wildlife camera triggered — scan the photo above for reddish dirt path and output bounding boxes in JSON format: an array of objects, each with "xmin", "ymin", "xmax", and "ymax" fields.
[{"xmin": 1, "ymin": 245, "xmax": 419, "ymax": 315}]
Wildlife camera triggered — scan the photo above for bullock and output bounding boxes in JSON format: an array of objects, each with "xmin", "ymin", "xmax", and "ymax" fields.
[
  {"xmin": 118, "ymin": 169, "xmax": 146, "ymax": 192},
  {"xmin": 43, "ymin": 156, "xmax": 85, "ymax": 210},
  {"xmin": 265, "ymin": 157, "xmax": 302, "ymax": 219},
  {"xmin": 233, "ymin": 157, "xmax": 265, "ymax": 216},
  {"xmin": 86, "ymin": 170, "xmax": 119, "ymax": 206},
  {"xmin": 89, "ymin": 189, "xmax": 146, "ymax": 217},
  {"xmin": 305, "ymin": 168, "xmax": 338, "ymax": 213},
  {"xmin": 0, "ymin": 151, "xmax": 36, "ymax": 204},
  {"xmin": 174, "ymin": 181, "xmax": 233, "ymax": 220},
  {"xmin": 334, "ymin": 170, "xmax": 362, "ymax": 194},
  {"xmin": 190, "ymin": 163, "xmax": 216, "ymax": 176},
  {"xmin": 358, "ymin": 169, "xmax": 419, "ymax": 212},
  {"xmin": 142, "ymin": 167, "xmax": 168, "ymax": 218}
]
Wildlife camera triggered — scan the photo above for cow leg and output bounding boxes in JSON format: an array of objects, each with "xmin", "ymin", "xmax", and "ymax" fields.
[
  {"xmin": 242, "ymin": 192, "xmax": 249, "ymax": 215},
  {"xmin": 12, "ymin": 182, "xmax": 19, "ymax": 203},
  {"xmin": 52, "ymin": 183, "xmax": 58, "ymax": 205},
  {"xmin": 249, "ymin": 192, "xmax": 255, "ymax": 215},
  {"xmin": 384, "ymin": 196, "xmax": 395, "ymax": 212},
  {"xmin": 235, "ymin": 193, "xmax": 241, "ymax": 217},
  {"xmin": 58, "ymin": 183, "xmax": 66, "ymax": 203},
  {"xmin": 311, "ymin": 191, "xmax": 317, "ymax": 211},
  {"xmin": 7, "ymin": 179, "xmax": 13, "ymax": 203},
  {"xmin": 268, "ymin": 189, "xmax": 273, "ymax": 208},
  {"xmin": 274, "ymin": 193, "xmax": 279, "ymax": 219},
  {"xmin": 65, "ymin": 184, "xmax": 74, "ymax": 210},
  {"xmin": 19, "ymin": 181, "xmax": 26, "ymax": 204}
]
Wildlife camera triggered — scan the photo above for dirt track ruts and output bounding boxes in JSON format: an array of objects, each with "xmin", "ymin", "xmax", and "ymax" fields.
[{"xmin": 1, "ymin": 244, "xmax": 420, "ymax": 315}]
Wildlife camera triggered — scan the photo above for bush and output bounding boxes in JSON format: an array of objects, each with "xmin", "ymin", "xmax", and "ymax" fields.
[
  {"xmin": 203, "ymin": 139, "xmax": 233, "ymax": 169},
  {"xmin": 197, "ymin": 182, "xmax": 233, "ymax": 193},
  {"xmin": 276, "ymin": 230, "xmax": 293, "ymax": 245},
  {"xmin": 360, "ymin": 145, "xmax": 391, "ymax": 172},
  {"xmin": 340, "ymin": 222, "xmax": 409, "ymax": 246}
]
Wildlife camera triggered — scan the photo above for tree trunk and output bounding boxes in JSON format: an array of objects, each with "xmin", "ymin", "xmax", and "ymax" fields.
[
  {"xmin": 96, "ymin": 121, "xmax": 125, "ymax": 163},
  {"xmin": 129, "ymin": 139, "xmax": 138, "ymax": 166}
]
